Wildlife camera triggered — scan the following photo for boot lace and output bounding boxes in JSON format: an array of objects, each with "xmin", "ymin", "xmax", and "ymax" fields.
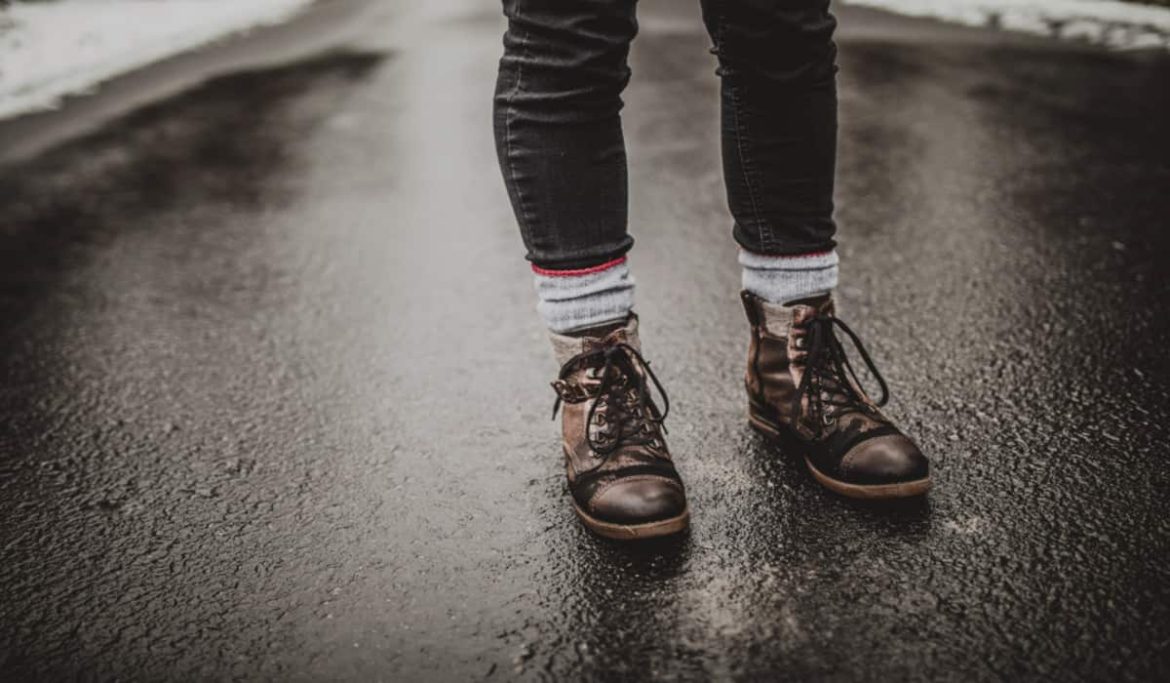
[
  {"xmin": 792, "ymin": 313, "xmax": 890, "ymax": 437},
  {"xmin": 552, "ymin": 343, "xmax": 670, "ymax": 457}
]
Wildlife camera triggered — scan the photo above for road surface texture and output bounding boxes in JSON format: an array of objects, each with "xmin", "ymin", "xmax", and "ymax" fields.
[{"xmin": 2, "ymin": 0, "xmax": 1168, "ymax": 680}]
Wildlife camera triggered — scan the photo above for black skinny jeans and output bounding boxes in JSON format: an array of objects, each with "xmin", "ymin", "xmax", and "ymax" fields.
[{"xmin": 494, "ymin": 0, "xmax": 839, "ymax": 270}]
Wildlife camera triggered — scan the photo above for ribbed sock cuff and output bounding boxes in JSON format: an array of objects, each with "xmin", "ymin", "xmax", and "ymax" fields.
[
  {"xmin": 739, "ymin": 249, "xmax": 839, "ymax": 304},
  {"xmin": 533, "ymin": 257, "xmax": 635, "ymax": 333}
]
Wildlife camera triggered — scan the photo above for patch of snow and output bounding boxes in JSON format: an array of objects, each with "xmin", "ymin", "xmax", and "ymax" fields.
[
  {"xmin": 0, "ymin": 0, "xmax": 314, "ymax": 120},
  {"xmin": 839, "ymin": 0, "xmax": 1170, "ymax": 49}
]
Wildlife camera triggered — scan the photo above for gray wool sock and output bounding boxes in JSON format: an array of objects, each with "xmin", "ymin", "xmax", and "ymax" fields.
[
  {"xmin": 739, "ymin": 249, "xmax": 839, "ymax": 304},
  {"xmin": 533, "ymin": 257, "xmax": 635, "ymax": 333}
]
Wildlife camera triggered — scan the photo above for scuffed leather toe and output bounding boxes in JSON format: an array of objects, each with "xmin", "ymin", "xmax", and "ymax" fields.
[
  {"xmin": 840, "ymin": 434, "xmax": 929, "ymax": 485},
  {"xmin": 588, "ymin": 477, "xmax": 687, "ymax": 525}
]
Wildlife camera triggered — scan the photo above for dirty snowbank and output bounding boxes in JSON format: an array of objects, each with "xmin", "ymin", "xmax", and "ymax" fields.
[
  {"xmin": 0, "ymin": 0, "xmax": 313, "ymax": 120},
  {"xmin": 840, "ymin": 0, "xmax": 1170, "ymax": 49}
]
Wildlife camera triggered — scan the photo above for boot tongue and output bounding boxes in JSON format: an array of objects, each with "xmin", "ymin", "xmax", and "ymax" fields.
[
  {"xmin": 744, "ymin": 291, "xmax": 835, "ymax": 338},
  {"xmin": 573, "ymin": 318, "xmax": 628, "ymax": 339},
  {"xmin": 785, "ymin": 293, "xmax": 831, "ymax": 308},
  {"xmin": 787, "ymin": 297, "xmax": 834, "ymax": 332},
  {"xmin": 583, "ymin": 325, "xmax": 631, "ymax": 353},
  {"xmin": 550, "ymin": 314, "xmax": 641, "ymax": 367}
]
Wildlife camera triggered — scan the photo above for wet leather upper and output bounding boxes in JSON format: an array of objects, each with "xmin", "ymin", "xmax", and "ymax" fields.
[
  {"xmin": 553, "ymin": 322, "xmax": 687, "ymax": 524},
  {"xmin": 742, "ymin": 292, "xmax": 928, "ymax": 485}
]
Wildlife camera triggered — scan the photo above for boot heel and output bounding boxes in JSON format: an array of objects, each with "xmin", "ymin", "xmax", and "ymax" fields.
[{"xmin": 747, "ymin": 400, "xmax": 783, "ymax": 440}]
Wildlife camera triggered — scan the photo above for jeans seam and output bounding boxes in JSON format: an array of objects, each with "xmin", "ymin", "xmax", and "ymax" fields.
[
  {"xmin": 713, "ymin": 0, "xmax": 772, "ymax": 252},
  {"xmin": 728, "ymin": 79, "xmax": 772, "ymax": 252},
  {"xmin": 503, "ymin": 18, "xmax": 534, "ymax": 244}
]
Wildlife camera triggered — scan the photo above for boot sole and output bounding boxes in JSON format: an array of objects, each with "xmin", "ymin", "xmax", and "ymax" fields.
[
  {"xmin": 572, "ymin": 501, "xmax": 690, "ymax": 541},
  {"xmin": 748, "ymin": 409, "xmax": 931, "ymax": 500}
]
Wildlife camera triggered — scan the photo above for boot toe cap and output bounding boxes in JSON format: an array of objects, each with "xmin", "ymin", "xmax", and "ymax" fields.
[
  {"xmin": 588, "ymin": 477, "xmax": 687, "ymax": 525},
  {"xmin": 840, "ymin": 434, "xmax": 929, "ymax": 485}
]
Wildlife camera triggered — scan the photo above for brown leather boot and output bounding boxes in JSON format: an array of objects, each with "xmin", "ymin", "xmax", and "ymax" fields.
[
  {"xmin": 742, "ymin": 292, "xmax": 931, "ymax": 499},
  {"xmin": 549, "ymin": 315, "xmax": 689, "ymax": 540}
]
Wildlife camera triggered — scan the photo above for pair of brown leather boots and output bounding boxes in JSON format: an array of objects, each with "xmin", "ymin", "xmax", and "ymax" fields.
[{"xmin": 549, "ymin": 292, "xmax": 931, "ymax": 540}]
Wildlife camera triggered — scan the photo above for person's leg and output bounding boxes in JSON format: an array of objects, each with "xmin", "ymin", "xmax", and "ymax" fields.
[
  {"xmin": 494, "ymin": 0, "xmax": 689, "ymax": 538},
  {"xmin": 699, "ymin": 0, "xmax": 839, "ymax": 304},
  {"xmin": 494, "ymin": 0, "xmax": 638, "ymax": 333},
  {"xmin": 703, "ymin": 0, "xmax": 931, "ymax": 498}
]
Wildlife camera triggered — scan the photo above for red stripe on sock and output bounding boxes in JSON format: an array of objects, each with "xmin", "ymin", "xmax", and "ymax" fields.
[
  {"xmin": 532, "ymin": 256, "xmax": 627, "ymax": 277},
  {"xmin": 742, "ymin": 249, "xmax": 834, "ymax": 259}
]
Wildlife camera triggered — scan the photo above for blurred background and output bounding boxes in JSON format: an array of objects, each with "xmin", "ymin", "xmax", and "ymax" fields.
[
  {"xmin": 1, "ymin": 0, "xmax": 1168, "ymax": 122},
  {"xmin": 1, "ymin": 0, "xmax": 1168, "ymax": 680}
]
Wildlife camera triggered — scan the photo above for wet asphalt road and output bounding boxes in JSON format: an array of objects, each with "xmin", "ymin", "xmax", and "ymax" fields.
[{"xmin": 2, "ymin": 0, "xmax": 1169, "ymax": 680}]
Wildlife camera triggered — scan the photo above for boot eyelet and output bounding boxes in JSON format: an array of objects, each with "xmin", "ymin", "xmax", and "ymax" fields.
[{"xmin": 822, "ymin": 414, "xmax": 835, "ymax": 426}]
